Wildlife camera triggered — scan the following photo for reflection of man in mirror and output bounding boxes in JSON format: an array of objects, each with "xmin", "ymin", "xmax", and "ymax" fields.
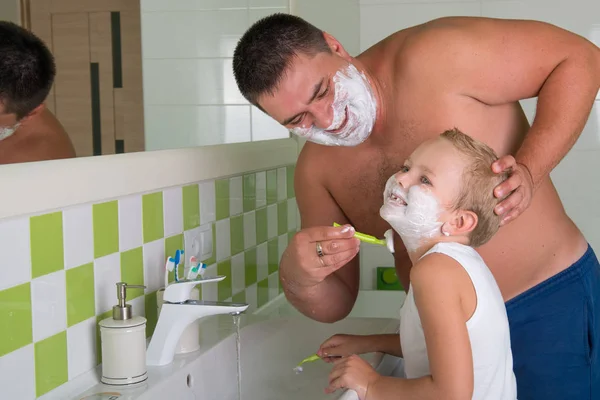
[{"xmin": 0, "ymin": 21, "xmax": 75, "ymax": 164}]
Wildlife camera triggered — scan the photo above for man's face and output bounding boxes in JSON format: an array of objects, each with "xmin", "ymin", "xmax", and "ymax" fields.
[{"xmin": 258, "ymin": 52, "xmax": 378, "ymax": 147}]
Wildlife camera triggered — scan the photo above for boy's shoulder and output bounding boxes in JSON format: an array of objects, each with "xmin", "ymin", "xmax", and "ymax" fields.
[{"xmin": 410, "ymin": 250, "xmax": 467, "ymax": 288}]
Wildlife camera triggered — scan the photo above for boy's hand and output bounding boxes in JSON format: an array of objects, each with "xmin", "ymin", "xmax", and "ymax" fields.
[
  {"xmin": 492, "ymin": 155, "xmax": 535, "ymax": 226},
  {"xmin": 317, "ymin": 334, "xmax": 374, "ymax": 362},
  {"xmin": 325, "ymin": 355, "xmax": 380, "ymax": 400}
]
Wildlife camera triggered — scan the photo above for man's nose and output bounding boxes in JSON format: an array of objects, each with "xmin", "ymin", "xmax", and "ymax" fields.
[{"xmin": 312, "ymin": 101, "xmax": 334, "ymax": 130}]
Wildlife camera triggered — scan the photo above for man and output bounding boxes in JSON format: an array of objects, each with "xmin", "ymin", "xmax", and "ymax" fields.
[
  {"xmin": 0, "ymin": 21, "xmax": 75, "ymax": 164},
  {"xmin": 233, "ymin": 14, "xmax": 600, "ymax": 399}
]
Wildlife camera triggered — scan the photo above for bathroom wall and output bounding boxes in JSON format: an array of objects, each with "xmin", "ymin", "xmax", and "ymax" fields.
[
  {"xmin": 141, "ymin": 0, "xmax": 291, "ymax": 150},
  {"xmin": 0, "ymin": 165, "xmax": 298, "ymax": 399},
  {"xmin": 0, "ymin": 0, "xmax": 19, "ymax": 24},
  {"xmin": 355, "ymin": 0, "xmax": 600, "ymax": 289}
]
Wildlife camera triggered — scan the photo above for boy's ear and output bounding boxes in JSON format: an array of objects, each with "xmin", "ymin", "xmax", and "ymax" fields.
[{"xmin": 445, "ymin": 210, "xmax": 478, "ymax": 236}]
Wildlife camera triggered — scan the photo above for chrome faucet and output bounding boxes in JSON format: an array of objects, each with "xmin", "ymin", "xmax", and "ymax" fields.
[{"xmin": 146, "ymin": 276, "xmax": 249, "ymax": 366}]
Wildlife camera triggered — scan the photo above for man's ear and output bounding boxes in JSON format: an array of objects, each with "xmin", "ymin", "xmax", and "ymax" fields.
[
  {"xmin": 445, "ymin": 210, "xmax": 478, "ymax": 236},
  {"xmin": 323, "ymin": 32, "xmax": 351, "ymax": 59}
]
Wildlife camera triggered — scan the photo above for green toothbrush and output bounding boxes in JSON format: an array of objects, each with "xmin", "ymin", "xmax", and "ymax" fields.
[
  {"xmin": 293, "ymin": 354, "xmax": 321, "ymax": 373},
  {"xmin": 333, "ymin": 222, "xmax": 395, "ymax": 253}
]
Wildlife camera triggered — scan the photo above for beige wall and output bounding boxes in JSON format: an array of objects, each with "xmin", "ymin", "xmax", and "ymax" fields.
[{"xmin": 0, "ymin": 0, "xmax": 20, "ymax": 24}]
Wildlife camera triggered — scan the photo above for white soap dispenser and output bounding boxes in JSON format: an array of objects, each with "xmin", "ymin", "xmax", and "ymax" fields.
[{"xmin": 99, "ymin": 282, "xmax": 148, "ymax": 385}]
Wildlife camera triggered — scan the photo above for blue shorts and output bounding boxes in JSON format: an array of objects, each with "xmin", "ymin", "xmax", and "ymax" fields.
[{"xmin": 506, "ymin": 245, "xmax": 600, "ymax": 400}]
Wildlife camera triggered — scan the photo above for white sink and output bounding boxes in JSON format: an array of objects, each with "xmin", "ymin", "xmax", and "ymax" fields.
[{"xmin": 73, "ymin": 314, "xmax": 403, "ymax": 400}]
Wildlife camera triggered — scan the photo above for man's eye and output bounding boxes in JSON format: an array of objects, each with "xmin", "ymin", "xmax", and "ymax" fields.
[
  {"xmin": 317, "ymin": 86, "xmax": 329, "ymax": 99},
  {"xmin": 421, "ymin": 176, "xmax": 431, "ymax": 185}
]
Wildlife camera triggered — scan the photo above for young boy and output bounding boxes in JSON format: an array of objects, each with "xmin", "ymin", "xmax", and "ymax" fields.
[{"xmin": 317, "ymin": 128, "xmax": 517, "ymax": 400}]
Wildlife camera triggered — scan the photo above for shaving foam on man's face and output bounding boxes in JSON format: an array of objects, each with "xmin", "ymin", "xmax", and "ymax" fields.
[
  {"xmin": 291, "ymin": 64, "xmax": 377, "ymax": 147},
  {"xmin": 0, "ymin": 122, "xmax": 20, "ymax": 141},
  {"xmin": 379, "ymin": 175, "xmax": 443, "ymax": 253}
]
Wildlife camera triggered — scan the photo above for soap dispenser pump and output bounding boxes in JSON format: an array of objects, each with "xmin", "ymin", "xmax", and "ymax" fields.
[{"xmin": 99, "ymin": 282, "xmax": 148, "ymax": 385}]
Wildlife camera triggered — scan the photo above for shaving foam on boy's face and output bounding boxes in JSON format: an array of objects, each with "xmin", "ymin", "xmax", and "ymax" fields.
[
  {"xmin": 291, "ymin": 64, "xmax": 377, "ymax": 147},
  {"xmin": 379, "ymin": 175, "xmax": 443, "ymax": 252}
]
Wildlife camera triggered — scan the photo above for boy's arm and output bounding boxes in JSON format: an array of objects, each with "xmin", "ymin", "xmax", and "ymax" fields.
[
  {"xmin": 318, "ymin": 334, "xmax": 402, "ymax": 359},
  {"xmin": 367, "ymin": 253, "xmax": 474, "ymax": 400}
]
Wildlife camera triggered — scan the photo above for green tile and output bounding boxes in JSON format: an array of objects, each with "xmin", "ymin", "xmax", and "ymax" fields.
[
  {"xmin": 215, "ymin": 179, "xmax": 230, "ymax": 221},
  {"xmin": 266, "ymin": 169, "xmax": 277, "ymax": 205},
  {"xmin": 35, "ymin": 331, "xmax": 67, "ymax": 397},
  {"xmin": 121, "ymin": 247, "xmax": 144, "ymax": 300},
  {"xmin": 142, "ymin": 192, "xmax": 164, "ymax": 243},
  {"xmin": 245, "ymin": 248, "xmax": 257, "ymax": 287},
  {"xmin": 217, "ymin": 260, "xmax": 232, "ymax": 301},
  {"xmin": 268, "ymin": 238, "xmax": 279, "ymax": 275},
  {"xmin": 258, "ymin": 278, "xmax": 269, "ymax": 308},
  {"xmin": 243, "ymin": 174, "xmax": 256, "ymax": 212},
  {"xmin": 286, "ymin": 165, "xmax": 295, "ymax": 198},
  {"xmin": 255, "ymin": 207, "xmax": 268, "ymax": 244},
  {"xmin": 230, "ymin": 215, "xmax": 244, "ymax": 256},
  {"xmin": 277, "ymin": 201, "xmax": 288, "ymax": 235},
  {"xmin": 165, "ymin": 234, "xmax": 184, "ymax": 282},
  {"xmin": 145, "ymin": 291, "xmax": 158, "ymax": 338},
  {"xmin": 93, "ymin": 201, "xmax": 119, "ymax": 258},
  {"xmin": 288, "ymin": 231, "xmax": 296, "ymax": 244},
  {"xmin": 233, "ymin": 290, "xmax": 246, "ymax": 304},
  {"xmin": 66, "ymin": 263, "xmax": 95, "ymax": 327},
  {"xmin": 202, "ymin": 223, "xmax": 216, "ymax": 265},
  {"xmin": 30, "ymin": 212, "xmax": 64, "ymax": 278},
  {"xmin": 95, "ymin": 310, "xmax": 112, "ymax": 364},
  {"xmin": 183, "ymin": 184, "xmax": 200, "ymax": 230},
  {"xmin": 0, "ymin": 283, "xmax": 32, "ymax": 357}
]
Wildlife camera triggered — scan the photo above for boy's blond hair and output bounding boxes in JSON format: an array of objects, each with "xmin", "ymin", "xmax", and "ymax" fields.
[{"xmin": 439, "ymin": 128, "xmax": 508, "ymax": 248}]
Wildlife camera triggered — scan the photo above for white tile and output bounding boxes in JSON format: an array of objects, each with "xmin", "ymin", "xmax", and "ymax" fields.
[
  {"xmin": 250, "ymin": 106, "xmax": 290, "ymax": 141},
  {"xmin": 231, "ymin": 253, "xmax": 245, "ymax": 296},
  {"xmin": 130, "ymin": 295, "xmax": 146, "ymax": 318},
  {"xmin": 118, "ymin": 195, "xmax": 143, "ymax": 252},
  {"xmin": 0, "ymin": 216, "xmax": 31, "ymax": 291},
  {"xmin": 143, "ymin": 238, "xmax": 166, "ymax": 292},
  {"xmin": 256, "ymin": 242, "xmax": 268, "ymax": 281},
  {"xmin": 248, "ymin": 7, "xmax": 289, "ymax": 25},
  {"xmin": 360, "ymin": 0, "xmax": 477, "ymax": 3},
  {"xmin": 31, "ymin": 270, "xmax": 66, "ymax": 342},
  {"xmin": 267, "ymin": 204, "xmax": 277, "ymax": 239},
  {"xmin": 66, "ymin": 317, "xmax": 96, "ymax": 380},
  {"xmin": 245, "ymin": 283, "xmax": 258, "ymax": 313},
  {"xmin": 277, "ymin": 167, "xmax": 287, "ymax": 202},
  {"xmin": 200, "ymin": 180, "xmax": 216, "ymax": 224},
  {"xmin": 287, "ymin": 198, "xmax": 297, "ymax": 231},
  {"xmin": 255, "ymin": 171, "xmax": 267, "ymax": 208},
  {"xmin": 141, "ymin": 10, "xmax": 248, "ymax": 58},
  {"xmin": 216, "ymin": 219, "xmax": 231, "ymax": 262},
  {"xmin": 202, "ymin": 264, "xmax": 219, "ymax": 301},
  {"xmin": 249, "ymin": 0, "xmax": 288, "ymax": 7},
  {"xmin": 143, "ymin": 59, "xmax": 247, "ymax": 106},
  {"xmin": 229, "ymin": 176, "xmax": 243, "ymax": 216},
  {"xmin": 0, "ymin": 344, "xmax": 35, "ymax": 400},
  {"xmin": 63, "ymin": 204, "xmax": 93, "ymax": 270},
  {"xmin": 278, "ymin": 234, "xmax": 288, "ymax": 263},
  {"xmin": 142, "ymin": 0, "xmax": 247, "ymax": 12},
  {"xmin": 360, "ymin": 2, "xmax": 481, "ymax": 51},
  {"xmin": 573, "ymin": 101, "xmax": 600, "ymax": 151},
  {"xmin": 268, "ymin": 271, "xmax": 279, "ymax": 300},
  {"xmin": 144, "ymin": 105, "xmax": 251, "ymax": 150},
  {"xmin": 163, "ymin": 186, "xmax": 183, "ymax": 237},
  {"xmin": 243, "ymin": 211, "xmax": 257, "ymax": 250},
  {"xmin": 94, "ymin": 253, "xmax": 121, "ymax": 314}
]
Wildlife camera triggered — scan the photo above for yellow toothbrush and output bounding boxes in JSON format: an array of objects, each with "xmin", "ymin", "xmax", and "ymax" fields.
[
  {"xmin": 333, "ymin": 222, "xmax": 395, "ymax": 253},
  {"xmin": 293, "ymin": 354, "xmax": 321, "ymax": 373}
]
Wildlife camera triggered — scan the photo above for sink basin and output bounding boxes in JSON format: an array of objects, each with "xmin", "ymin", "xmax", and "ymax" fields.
[{"xmin": 73, "ymin": 314, "xmax": 403, "ymax": 400}]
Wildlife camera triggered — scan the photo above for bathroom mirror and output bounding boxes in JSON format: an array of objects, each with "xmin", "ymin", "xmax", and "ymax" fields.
[{"xmin": 5, "ymin": 0, "xmax": 291, "ymax": 165}]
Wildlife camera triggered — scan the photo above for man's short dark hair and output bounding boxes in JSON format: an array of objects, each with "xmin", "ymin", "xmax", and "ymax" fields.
[
  {"xmin": 233, "ymin": 13, "xmax": 331, "ymax": 107},
  {"xmin": 0, "ymin": 21, "xmax": 56, "ymax": 119}
]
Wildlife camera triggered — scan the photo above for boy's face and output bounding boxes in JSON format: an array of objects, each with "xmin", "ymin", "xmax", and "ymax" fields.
[{"xmin": 380, "ymin": 137, "xmax": 468, "ymax": 251}]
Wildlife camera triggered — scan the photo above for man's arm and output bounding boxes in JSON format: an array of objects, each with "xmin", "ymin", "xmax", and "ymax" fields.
[
  {"xmin": 419, "ymin": 17, "xmax": 600, "ymax": 221},
  {"xmin": 280, "ymin": 149, "xmax": 361, "ymax": 322}
]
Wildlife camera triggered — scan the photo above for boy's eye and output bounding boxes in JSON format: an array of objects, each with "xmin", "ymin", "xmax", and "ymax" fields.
[
  {"xmin": 399, "ymin": 165, "xmax": 410, "ymax": 173},
  {"xmin": 420, "ymin": 176, "xmax": 431, "ymax": 185}
]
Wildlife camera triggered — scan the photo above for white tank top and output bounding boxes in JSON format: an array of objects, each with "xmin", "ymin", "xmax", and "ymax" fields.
[{"xmin": 399, "ymin": 242, "xmax": 517, "ymax": 400}]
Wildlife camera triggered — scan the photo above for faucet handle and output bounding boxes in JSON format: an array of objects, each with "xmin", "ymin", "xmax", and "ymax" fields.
[{"xmin": 163, "ymin": 276, "xmax": 226, "ymax": 303}]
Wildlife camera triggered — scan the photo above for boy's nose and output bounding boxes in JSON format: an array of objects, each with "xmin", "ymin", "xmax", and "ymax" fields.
[{"xmin": 395, "ymin": 172, "xmax": 408, "ymax": 188}]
